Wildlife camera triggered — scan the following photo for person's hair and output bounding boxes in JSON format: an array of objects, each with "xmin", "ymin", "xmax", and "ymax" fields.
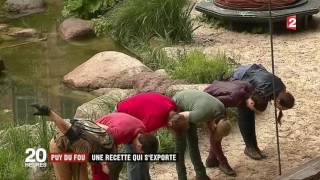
[
  {"xmin": 277, "ymin": 91, "xmax": 295, "ymax": 109},
  {"xmin": 274, "ymin": 91, "xmax": 294, "ymax": 125},
  {"xmin": 251, "ymin": 91, "xmax": 268, "ymax": 112},
  {"xmin": 139, "ymin": 133, "xmax": 159, "ymax": 154},
  {"xmin": 169, "ymin": 113, "xmax": 188, "ymax": 136}
]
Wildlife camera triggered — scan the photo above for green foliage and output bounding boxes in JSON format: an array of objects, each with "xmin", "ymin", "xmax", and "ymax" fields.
[
  {"xmin": 93, "ymin": 0, "xmax": 195, "ymax": 44},
  {"xmin": 128, "ymin": 43, "xmax": 174, "ymax": 71},
  {"xmin": 0, "ymin": 123, "xmax": 55, "ymax": 179},
  {"xmin": 92, "ymin": 16, "xmax": 112, "ymax": 36},
  {"xmin": 62, "ymin": 0, "xmax": 121, "ymax": 19},
  {"xmin": 168, "ymin": 51, "xmax": 234, "ymax": 84},
  {"xmin": 156, "ymin": 129, "xmax": 175, "ymax": 153}
]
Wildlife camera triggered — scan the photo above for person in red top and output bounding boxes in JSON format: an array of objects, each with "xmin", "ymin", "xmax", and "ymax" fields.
[
  {"xmin": 91, "ymin": 113, "xmax": 158, "ymax": 180},
  {"xmin": 31, "ymin": 104, "xmax": 158, "ymax": 180},
  {"xmin": 116, "ymin": 92, "xmax": 188, "ymax": 180}
]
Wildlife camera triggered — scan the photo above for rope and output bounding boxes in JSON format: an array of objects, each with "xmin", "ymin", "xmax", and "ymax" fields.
[{"xmin": 268, "ymin": 0, "xmax": 282, "ymax": 175}]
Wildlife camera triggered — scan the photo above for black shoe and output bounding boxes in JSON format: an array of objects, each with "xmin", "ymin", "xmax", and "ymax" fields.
[
  {"xmin": 205, "ymin": 158, "xmax": 219, "ymax": 168},
  {"xmin": 244, "ymin": 147, "xmax": 264, "ymax": 160},
  {"xmin": 219, "ymin": 163, "xmax": 236, "ymax": 177},
  {"xmin": 195, "ymin": 174, "xmax": 211, "ymax": 180}
]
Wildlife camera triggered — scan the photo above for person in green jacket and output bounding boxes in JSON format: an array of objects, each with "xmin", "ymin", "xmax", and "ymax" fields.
[{"xmin": 173, "ymin": 90, "xmax": 230, "ymax": 180}]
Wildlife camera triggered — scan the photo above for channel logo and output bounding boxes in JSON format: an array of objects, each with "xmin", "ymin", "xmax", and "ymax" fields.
[{"xmin": 25, "ymin": 148, "xmax": 47, "ymax": 168}]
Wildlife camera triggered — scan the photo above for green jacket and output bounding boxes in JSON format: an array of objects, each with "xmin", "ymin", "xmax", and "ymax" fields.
[{"xmin": 173, "ymin": 90, "xmax": 226, "ymax": 124}]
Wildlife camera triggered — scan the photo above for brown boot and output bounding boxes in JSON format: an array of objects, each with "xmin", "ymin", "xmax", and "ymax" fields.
[
  {"xmin": 205, "ymin": 158, "xmax": 219, "ymax": 168},
  {"xmin": 219, "ymin": 163, "xmax": 236, "ymax": 176},
  {"xmin": 244, "ymin": 147, "xmax": 264, "ymax": 160}
]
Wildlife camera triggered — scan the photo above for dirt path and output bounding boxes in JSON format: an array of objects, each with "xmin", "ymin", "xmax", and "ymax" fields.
[{"xmin": 151, "ymin": 8, "xmax": 320, "ymax": 180}]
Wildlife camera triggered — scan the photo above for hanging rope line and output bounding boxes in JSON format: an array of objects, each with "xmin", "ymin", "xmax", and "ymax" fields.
[{"xmin": 268, "ymin": 0, "xmax": 282, "ymax": 175}]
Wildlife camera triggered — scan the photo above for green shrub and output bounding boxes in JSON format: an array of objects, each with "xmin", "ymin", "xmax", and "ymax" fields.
[
  {"xmin": 168, "ymin": 51, "xmax": 234, "ymax": 84},
  {"xmin": 156, "ymin": 129, "xmax": 175, "ymax": 153},
  {"xmin": 93, "ymin": 0, "xmax": 195, "ymax": 44},
  {"xmin": 62, "ymin": 0, "xmax": 121, "ymax": 19}
]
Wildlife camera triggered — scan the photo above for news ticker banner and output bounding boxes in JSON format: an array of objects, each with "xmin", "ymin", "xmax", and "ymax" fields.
[
  {"xmin": 25, "ymin": 148, "xmax": 178, "ymax": 168},
  {"xmin": 50, "ymin": 153, "xmax": 178, "ymax": 162},
  {"xmin": 88, "ymin": 153, "xmax": 178, "ymax": 162}
]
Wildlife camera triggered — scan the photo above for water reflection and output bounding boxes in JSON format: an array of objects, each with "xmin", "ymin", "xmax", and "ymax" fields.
[
  {"xmin": 0, "ymin": 76, "xmax": 93, "ymax": 127},
  {"xmin": 0, "ymin": 1, "xmax": 126, "ymax": 128}
]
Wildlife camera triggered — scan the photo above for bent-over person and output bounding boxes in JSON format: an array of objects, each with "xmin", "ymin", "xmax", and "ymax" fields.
[
  {"xmin": 204, "ymin": 80, "xmax": 268, "ymax": 176},
  {"xmin": 31, "ymin": 104, "xmax": 158, "ymax": 180},
  {"xmin": 232, "ymin": 64, "xmax": 295, "ymax": 160},
  {"xmin": 172, "ymin": 90, "xmax": 231, "ymax": 180}
]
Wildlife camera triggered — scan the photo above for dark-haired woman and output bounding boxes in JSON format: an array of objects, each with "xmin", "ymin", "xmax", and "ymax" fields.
[
  {"xmin": 232, "ymin": 64, "xmax": 295, "ymax": 160},
  {"xmin": 204, "ymin": 80, "xmax": 268, "ymax": 176}
]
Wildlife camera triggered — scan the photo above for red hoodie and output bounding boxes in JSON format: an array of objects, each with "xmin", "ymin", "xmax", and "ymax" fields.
[
  {"xmin": 96, "ymin": 112, "xmax": 145, "ymax": 144},
  {"xmin": 91, "ymin": 112, "xmax": 146, "ymax": 180},
  {"xmin": 116, "ymin": 92, "xmax": 177, "ymax": 132}
]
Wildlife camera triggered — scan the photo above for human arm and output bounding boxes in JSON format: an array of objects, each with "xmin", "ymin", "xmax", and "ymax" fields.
[{"xmin": 31, "ymin": 104, "xmax": 71, "ymax": 134}]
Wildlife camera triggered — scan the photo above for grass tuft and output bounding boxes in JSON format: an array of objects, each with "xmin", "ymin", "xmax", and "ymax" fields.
[
  {"xmin": 0, "ymin": 123, "xmax": 55, "ymax": 179},
  {"xmin": 168, "ymin": 50, "xmax": 234, "ymax": 84},
  {"xmin": 156, "ymin": 128, "xmax": 175, "ymax": 153}
]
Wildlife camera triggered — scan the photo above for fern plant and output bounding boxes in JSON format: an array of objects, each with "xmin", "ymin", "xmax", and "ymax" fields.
[{"xmin": 62, "ymin": 0, "xmax": 121, "ymax": 19}]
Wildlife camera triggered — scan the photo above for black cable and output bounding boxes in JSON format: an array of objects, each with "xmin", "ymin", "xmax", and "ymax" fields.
[{"xmin": 268, "ymin": 0, "xmax": 282, "ymax": 175}]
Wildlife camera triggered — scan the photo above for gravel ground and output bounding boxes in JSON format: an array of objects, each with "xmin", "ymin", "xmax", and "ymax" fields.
[{"xmin": 151, "ymin": 7, "xmax": 320, "ymax": 180}]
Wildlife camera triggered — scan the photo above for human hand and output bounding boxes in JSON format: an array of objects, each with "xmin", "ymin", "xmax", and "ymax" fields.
[{"xmin": 30, "ymin": 104, "xmax": 51, "ymax": 116}]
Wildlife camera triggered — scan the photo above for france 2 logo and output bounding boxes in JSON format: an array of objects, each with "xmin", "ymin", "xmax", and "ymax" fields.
[
  {"xmin": 287, "ymin": 15, "xmax": 296, "ymax": 31},
  {"xmin": 25, "ymin": 148, "xmax": 47, "ymax": 168}
]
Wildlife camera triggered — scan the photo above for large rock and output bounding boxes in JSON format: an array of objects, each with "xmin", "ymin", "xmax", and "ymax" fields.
[
  {"xmin": 91, "ymin": 88, "xmax": 136, "ymax": 97},
  {"xmin": 165, "ymin": 84, "xmax": 210, "ymax": 97},
  {"xmin": 133, "ymin": 71, "xmax": 183, "ymax": 94},
  {"xmin": 58, "ymin": 18, "xmax": 94, "ymax": 40},
  {"xmin": 74, "ymin": 88, "xmax": 135, "ymax": 120},
  {"xmin": 154, "ymin": 69, "xmax": 168, "ymax": 77},
  {"xmin": 63, "ymin": 51, "xmax": 151, "ymax": 90},
  {"xmin": 4, "ymin": 0, "xmax": 44, "ymax": 13}
]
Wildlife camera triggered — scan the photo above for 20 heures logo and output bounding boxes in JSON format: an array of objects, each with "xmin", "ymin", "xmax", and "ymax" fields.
[{"xmin": 25, "ymin": 148, "xmax": 47, "ymax": 168}]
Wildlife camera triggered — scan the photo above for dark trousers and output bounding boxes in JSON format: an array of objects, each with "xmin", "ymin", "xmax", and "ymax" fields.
[
  {"xmin": 237, "ymin": 106, "xmax": 258, "ymax": 148},
  {"xmin": 124, "ymin": 144, "xmax": 151, "ymax": 180},
  {"xmin": 176, "ymin": 123, "xmax": 207, "ymax": 180}
]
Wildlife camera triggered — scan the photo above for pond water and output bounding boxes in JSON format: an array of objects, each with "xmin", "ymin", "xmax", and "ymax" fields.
[{"xmin": 0, "ymin": 1, "xmax": 125, "ymax": 128}]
